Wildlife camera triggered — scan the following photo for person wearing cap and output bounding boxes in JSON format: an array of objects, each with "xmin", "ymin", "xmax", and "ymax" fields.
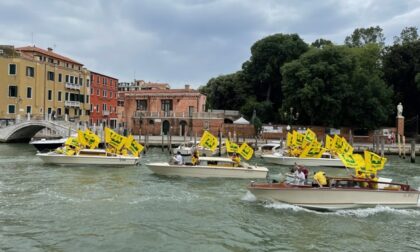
[{"xmin": 313, "ymin": 171, "xmax": 327, "ymax": 187}]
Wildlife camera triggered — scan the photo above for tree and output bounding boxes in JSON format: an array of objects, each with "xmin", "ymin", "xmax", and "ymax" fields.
[
  {"xmin": 393, "ymin": 26, "xmax": 419, "ymax": 45},
  {"xmin": 383, "ymin": 40, "xmax": 420, "ymax": 118},
  {"xmin": 344, "ymin": 26, "xmax": 385, "ymax": 47},
  {"xmin": 281, "ymin": 45, "xmax": 393, "ymax": 129},
  {"xmin": 311, "ymin": 38, "xmax": 333, "ymax": 48},
  {"xmin": 199, "ymin": 71, "xmax": 251, "ymax": 111},
  {"xmin": 242, "ymin": 33, "xmax": 308, "ymax": 119}
]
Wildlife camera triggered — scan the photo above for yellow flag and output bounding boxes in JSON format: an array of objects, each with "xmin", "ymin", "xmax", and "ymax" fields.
[
  {"xmin": 299, "ymin": 142, "xmax": 325, "ymax": 158},
  {"xmin": 83, "ymin": 129, "xmax": 100, "ymax": 149},
  {"xmin": 304, "ymin": 128, "xmax": 317, "ymax": 145},
  {"xmin": 338, "ymin": 153, "xmax": 360, "ymax": 169},
  {"xmin": 105, "ymin": 128, "xmax": 126, "ymax": 150},
  {"xmin": 65, "ymin": 137, "xmax": 78, "ymax": 147},
  {"xmin": 292, "ymin": 131, "xmax": 305, "ymax": 147},
  {"xmin": 238, "ymin": 142, "xmax": 254, "ymax": 160},
  {"xmin": 199, "ymin": 131, "xmax": 219, "ymax": 152},
  {"xmin": 286, "ymin": 132, "xmax": 293, "ymax": 147},
  {"xmin": 364, "ymin": 151, "xmax": 387, "ymax": 172},
  {"xmin": 331, "ymin": 135, "xmax": 344, "ymax": 152},
  {"xmin": 124, "ymin": 135, "xmax": 144, "ymax": 156},
  {"xmin": 325, "ymin": 135, "xmax": 333, "ymax": 149},
  {"xmin": 226, "ymin": 139, "xmax": 239, "ymax": 153},
  {"xmin": 353, "ymin": 154, "xmax": 365, "ymax": 168},
  {"xmin": 340, "ymin": 137, "xmax": 354, "ymax": 155},
  {"xmin": 77, "ymin": 130, "xmax": 88, "ymax": 148}
]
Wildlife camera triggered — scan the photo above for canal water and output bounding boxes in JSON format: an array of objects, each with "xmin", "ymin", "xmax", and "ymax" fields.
[{"xmin": 1, "ymin": 143, "xmax": 420, "ymax": 251}]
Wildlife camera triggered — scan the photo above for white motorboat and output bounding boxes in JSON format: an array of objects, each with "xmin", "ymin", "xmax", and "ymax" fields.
[
  {"xmin": 30, "ymin": 137, "xmax": 67, "ymax": 152},
  {"xmin": 172, "ymin": 141, "xmax": 226, "ymax": 157},
  {"xmin": 261, "ymin": 152, "xmax": 344, "ymax": 167},
  {"xmin": 146, "ymin": 156, "xmax": 268, "ymax": 179},
  {"xmin": 254, "ymin": 142, "xmax": 284, "ymax": 157},
  {"xmin": 248, "ymin": 177, "xmax": 420, "ymax": 210},
  {"xmin": 37, "ymin": 149, "xmax": 140, "ymax": 166}
]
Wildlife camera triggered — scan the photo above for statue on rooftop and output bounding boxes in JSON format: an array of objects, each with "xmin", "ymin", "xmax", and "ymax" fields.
[{"xmin": 397, "ymin": 102, "xmax": 403, "ymax": 117}]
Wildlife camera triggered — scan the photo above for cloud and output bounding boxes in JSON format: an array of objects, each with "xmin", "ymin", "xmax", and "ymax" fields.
[{"xmin": 0, "ymin": 0, "xmax": 419, "ymax": 88}]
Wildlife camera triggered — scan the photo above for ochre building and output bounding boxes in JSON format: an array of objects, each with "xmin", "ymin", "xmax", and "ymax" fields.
[{"xmin": 0, "ymin": 45, "xmax": 90, "ymax": 123}]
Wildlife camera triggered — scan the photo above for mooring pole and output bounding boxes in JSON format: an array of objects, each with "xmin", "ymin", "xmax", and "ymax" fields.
[{"xmin": 410, "ymin": 140, "xmax": 416, "ymax": 163}]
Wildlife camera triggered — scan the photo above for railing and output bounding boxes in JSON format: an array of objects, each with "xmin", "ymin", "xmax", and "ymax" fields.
[
  {"xmin": 64, "ymin": 101, "xmax": 81, "ymax": 107},
  {"xmin": 65, "ymin": 82, "xmax": 82, "ymax": 90},
  {"xmin": 102, "ymin": 110, "xmax": 110, "ymax": 116},
  {"xmin": 133, "ymin": 111, "xmax": 225, "ymax": 119}
]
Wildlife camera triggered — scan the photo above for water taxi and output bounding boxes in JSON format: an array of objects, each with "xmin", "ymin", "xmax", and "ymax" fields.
[
  {"xmin": 261, "ymin": 152, "xmax": 344, "ymax": 167},
  {"xmin": 146, "ymin": 156, "xmax": 268, "ymax": 178}
]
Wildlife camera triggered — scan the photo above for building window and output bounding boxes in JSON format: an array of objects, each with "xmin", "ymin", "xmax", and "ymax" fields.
[
  {"xmin": 75, "ymin": 77, "xmax": 78, "ymax": 85},
  {"xmin": 26, "ymin": 106, "xmax": 31, "ymax": 114},
  {"xmin": 103, "ymin": 90, "xmax": 107, "ymax": 97},
  {"xmin": 8, "ymin": 104, "xmax": 15, "ymax": 114},
  {"xmin": 65, "ymin": 75, "xmax": 69, "ymax": 83},
  {"xmin": 9, "ymin": 64, "xmax": 16, "ymax": 75},
  {"xmin": 8, "ymin": 86, "xmax": 18, "ymax": 97},
  {"xmin": 161, "ymin": 100, "xmax": 172, "ymax": 111},
  {"xmin": 47, "ymin": 71, "xmax": 55, "ymax": 81},
  {"xmin": 189, "ymin": 106, "xmax": 195, "ymax": 117},
  {"xmin": 57, "ymin": 108, "xmax": 62, "ymax": 115},
  {"xmin": 48, "ymin": 90, "xmax": 53, "ymax": 100},
  {"xmin": 90, "ymin": 88, "xmax": 93, "ymax": 95},
  {"xmin": 26, "ymin": 66, "xmax": 34, "ymax": 77},
  {"xmin": 90, "ymin": 104, "xmax": 93, "ymax": 111},
  {"xmin": 58, "ymin": 73, "xmax": 62, "ymax": 82},
  {"xmin": 79, "ymin": 78, "xmax": 83, "ymax": 85},
  {"xmin": 65, "ymin": 92, "xmax": 69, "ymax": 101},
  {"xmin": 118, "ymin": 100, "xmax": 124, "ymax": 106},
  {"xmin": 86, "ymin": 95, "xmax": 89, "ymax": 103},
  {"xmin": 48, "ymin": 107, "xmax": 52, "ymax": 115},
  {"xmin": 58, "ymin": 91, "xmax": 62, "ymax": 101},
  {"xmin": 136, "ymin": 100, "xmax": 147, "ymax": 111},
  {"xmin": 27, "ymin": 87, "xmax": 32, "ymax": 98},
  {"xmin": 103, "ymin": 104, "xmax": 107, "ymax": 111},
  {"xmin": 96, "ymin": 105, "xmax": 99, "ymax": 112},
  {"xmin": 70, "ymin": 76, "xmax": 74, "ymax": 84},
  {"xmin": 110, "ymin": 91, "xmax": 113, "ymax": 98},
  {"xmin": 96, "ymin": 89, "xmax": 100, "ymax": 96},
  {"xmin": 109, "ymin": 105, "xmax": 112, "ymax": 112},
  {"xmin": 87, "ymin": 79, "xmax": 90, "ymax": 87}
]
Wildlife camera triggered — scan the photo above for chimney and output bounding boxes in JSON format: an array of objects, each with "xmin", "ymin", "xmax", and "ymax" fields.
[
  {"xmin": 47, "ymin": 47, "xmax": 53, "ymax": 52},
  {"xmin": 185, "ymin": 84, "xmax": 190, "ymax": 90}
]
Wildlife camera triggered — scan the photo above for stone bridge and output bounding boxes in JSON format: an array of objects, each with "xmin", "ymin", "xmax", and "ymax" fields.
[{"xmin": 0, "ymin": 120, "xmax": 78, "ymax": 143}]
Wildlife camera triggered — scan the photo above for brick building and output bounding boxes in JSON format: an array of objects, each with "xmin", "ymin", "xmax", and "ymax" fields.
[
  {"xmin": 90, "ymin": 71, "xmax": 118, "ymax": 128},
  {"xmin": 119, "ymin": 84, "xmax": 220, "ymax": 136}
]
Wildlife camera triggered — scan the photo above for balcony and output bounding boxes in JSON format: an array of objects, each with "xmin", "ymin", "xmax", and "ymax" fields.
[
  {"xmin": 102, "ymin": 110, "xmax": 110, "ymax": 116},
  {"xmin": 64, "ymin": 101, "xmax": 81, "ymax": 107},
  {"xmin": 65, "ymin": 82, "xmax": 82, "ymax": 90},
  {"xmin": 133, "ymin": 111, "xmax": 225, "ymax": 119}
]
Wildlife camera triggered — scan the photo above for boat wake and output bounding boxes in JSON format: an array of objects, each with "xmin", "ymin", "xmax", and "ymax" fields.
[{"xmin": 241, "ymin": 191, "xmax": 257, "ymax": 202}]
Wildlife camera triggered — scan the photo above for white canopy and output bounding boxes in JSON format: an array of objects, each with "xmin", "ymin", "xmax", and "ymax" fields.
[{"xmin": 233, "ymin": 117, "xmax": 250, "ymax": 125}]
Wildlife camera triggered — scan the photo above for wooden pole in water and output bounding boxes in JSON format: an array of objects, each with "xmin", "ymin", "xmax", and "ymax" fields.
[
  {"xmin": 410, "ymin": 140, "xmax": 416, "ymax": 163},
  {"xmin": 403, "ymin": 135, "xmax": 406, "ymax": 159},
  {"xmin": 161, "ymin": 133, "xmax": 164, "ymax": 152},
  {"xmin": 398, "ymin": 134, "xmax": 402, "ymax": 158},
  {"xmin": 380, "ymin": 136, "xmax": 385, "ymax": 157}
]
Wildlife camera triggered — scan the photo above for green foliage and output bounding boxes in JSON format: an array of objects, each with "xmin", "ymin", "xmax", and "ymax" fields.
[
  {"xmin": 344, "ymin": 26, "xmax": 385, "ymax": 47},
  {"xmin": 242, "ymin": 33, "xmax": 308, "ymax": 117},
  {"xmin": 311, "ymin": 38, "xmax": 333, "ymax": 48},
  {"xmin": 199, "ymin": 71, "xmax": 251, "ymax": 111},
  {"xmin": 281, "ymin": 45, "xmax": 393, "ymax": 129},
  {"xmin": 383, "ymin": 39, "xmax": 420, "ymax": 118},
  {"xmin": 394, "ymin": 26, "xmax": 419, "ymax": 45}
]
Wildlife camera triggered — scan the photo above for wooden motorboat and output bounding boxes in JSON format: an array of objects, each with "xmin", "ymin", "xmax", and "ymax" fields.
[{"xmin": 248, "ymin": 177, "xmax": 420, "ymax": 210}]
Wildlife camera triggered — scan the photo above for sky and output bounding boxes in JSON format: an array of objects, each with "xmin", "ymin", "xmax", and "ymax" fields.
[{"xmin": 0, "ymin": 0, "xmax": 419, "ymax": 88}]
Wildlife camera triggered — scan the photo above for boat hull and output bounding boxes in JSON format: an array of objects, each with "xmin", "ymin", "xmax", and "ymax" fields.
[
  {"xmin": 37, "ymin": 153, "xmax": 139, "ymax": 166},
  {"xmin": 146, "ymin": 163, "xmax": 268, "ymax": 179},
  {"xmin": 248, "ymin": 184, "xmax": 420, "ymax": 210},
  {"xmin": 262, "ymin": 155, "xmax": 344, "ymax": 167}
]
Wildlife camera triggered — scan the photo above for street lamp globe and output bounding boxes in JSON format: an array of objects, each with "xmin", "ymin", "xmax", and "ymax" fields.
[{"xmin": 286, "ymin": 125, "xmax": 291, "ymax": 131}]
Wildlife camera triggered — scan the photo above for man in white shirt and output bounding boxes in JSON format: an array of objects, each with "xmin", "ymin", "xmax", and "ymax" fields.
[
  {"xmin": 174, "ymin": 151, "xmax": 183, "ymax": 165},
  {"xmin": 293, "ymin": 167, "xmax": 306, "ymax": 184}
]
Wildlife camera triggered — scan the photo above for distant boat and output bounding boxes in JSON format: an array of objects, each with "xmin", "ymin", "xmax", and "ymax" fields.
[
  {"xmin": 261, "ymin": 152, "xmax": 344, "ymax": 167},
  {"xmin": 172, "ymin": 141, "xmax": 226, "ymax": 157},
  {"xmin": 254, "ymin": 142, "xmax": 283, "ymax": 157},
  {"xmin": 37, "ymin": 149, "xmax": 139, "ymax": 166},
  {"xmin": 248, "ymin": 177, "xmax": 420, "ymax": 210},
  {"xmin": 30, "ymin": 137, "xmax": 67, "ymax": 152},
  {"xmin": 146, "ymin": 156, "xmax": 268, "ymax": 179}
]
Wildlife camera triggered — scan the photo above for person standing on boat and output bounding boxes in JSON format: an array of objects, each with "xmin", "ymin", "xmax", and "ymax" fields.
[
  {"xmin": 191, "ymin": 150, "xmax": 200, "ymax": 165},
  {"xmin": 313, "ymin": 171, "xmax": 327, "ymax": 187},
  {"xmin": 369, "ymin": 173, "xmax": 379, "ymax": 189},
  {"xmin": 293, "ymin": 167, "xmax": 306, "ymax": 184},
  {"xmin": 231, "ymin": 153, "xmax": 241, "ymax": 167}
]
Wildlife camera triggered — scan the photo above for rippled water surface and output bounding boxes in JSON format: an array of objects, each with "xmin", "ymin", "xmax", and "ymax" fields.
[{"xmin": 1, "ymin": 144, "xmax": 420, "ymax": 251}]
